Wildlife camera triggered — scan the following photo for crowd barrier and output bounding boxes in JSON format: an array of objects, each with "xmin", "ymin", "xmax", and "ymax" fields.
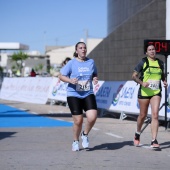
[{"xmin": 0, "ymin": 77, "xmax": 170, "ymax": 119}]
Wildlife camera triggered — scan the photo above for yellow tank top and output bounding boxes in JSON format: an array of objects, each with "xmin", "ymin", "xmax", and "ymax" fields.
[{"xmin": 141, "ymin": 59, "xmax": 162, "ymax": 96}]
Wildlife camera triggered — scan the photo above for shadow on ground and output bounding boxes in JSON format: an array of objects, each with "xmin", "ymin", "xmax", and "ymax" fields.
[
  {"xmin": 86, "ymin": 141, "xmax": 133, "ymax": 151},
  {"xmin": 0, "ymin": 132, "xmax": 17, "ymax": 140}
]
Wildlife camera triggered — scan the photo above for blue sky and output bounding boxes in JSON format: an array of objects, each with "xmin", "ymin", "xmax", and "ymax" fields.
[{"xmin": 0, "ymin": 0, "xmax": 107, "ymax": 53}]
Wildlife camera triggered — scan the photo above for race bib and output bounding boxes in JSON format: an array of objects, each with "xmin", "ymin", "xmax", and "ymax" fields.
[
  {"xmin": 147, "ymin": 80, "xmax": 160, "ymax": 90},
  {"xmin": 76, "ymin": 80, "xmax": 90, "ymax": 91}
]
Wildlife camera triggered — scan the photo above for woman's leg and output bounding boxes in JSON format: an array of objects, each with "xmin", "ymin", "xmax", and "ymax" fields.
[
  {"xmin": 137, "ymin": 98, "xmax": 150, "ymax": 132},
  {"xmin": 83, "ymin": 94, "xmax": 98, "ymax": 135},
  {"xmin": 150, "ymin": 95, "xmax": 161, "ymax": 140},
  {"xmin": 72, "ymin": 115, "xmax": 83, "ymax": 141},
  {"xmin": 67, "ymin": 97, "xmax": 83, "ymax": 141},
  {"xmin": 84, "ymin": 109, "xmax": 97, "ymax": 134}
]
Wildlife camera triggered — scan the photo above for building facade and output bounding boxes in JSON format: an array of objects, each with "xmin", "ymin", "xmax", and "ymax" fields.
[
  {"xmin": 46, "ymin": 38, "xmax": 103, "ymax": 67},
  {"xmin": 88, "ymin": 0, "xmax": 167, "ymax": 81},
  {"xmin": 1, "ymin": 52, "xmax": 50, "ymax": 77}
]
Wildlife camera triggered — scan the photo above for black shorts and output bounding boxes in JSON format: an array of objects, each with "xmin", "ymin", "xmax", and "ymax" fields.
[
  {"xmin": 138, "ymin": 92, "xmax": 161, "ymax": 99},
  {"xmin": 67, "ymin": 94, "xmax": 97, "ymax": 115}
]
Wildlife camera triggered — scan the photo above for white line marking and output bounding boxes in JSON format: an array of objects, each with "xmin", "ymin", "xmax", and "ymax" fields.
[
  {"xmin": 19, "ymin": 108, "xmax": 27, "ymax": 111},
  {"xmin": 105, "ymin": 132, "xmax": 123, "ymax": 139},
  {"xmin": 68, "ymin": 121, "xmax": 74, "ymax": 123},
  {"xmin": 92, "ymin": 127, "xmax": 100, "ymax": 131},
  {"xmin": 56, "ymin": 118, "xmax": 64, "ymax": 121},
  {"xmin": 31, "ymin": 112, "xmax": 38, "ymax": 114}
]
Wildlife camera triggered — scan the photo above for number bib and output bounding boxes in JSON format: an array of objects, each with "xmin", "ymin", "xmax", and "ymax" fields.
[
  {"xmin": 76, "ymin": 80, "xmax": 90, "ymax": 91},
  {"xmin": 147, "ymin": 80, "xmax": 160, "ymax": 90}
]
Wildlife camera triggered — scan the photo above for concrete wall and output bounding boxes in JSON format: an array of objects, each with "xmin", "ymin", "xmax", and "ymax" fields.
[
  {"xmin": 88, "ymin": 0, "xmax": 166, "ymax": 81},
  {"xmin": 107, "ymin": 0, "xmax": 153, "ymax": 35}
]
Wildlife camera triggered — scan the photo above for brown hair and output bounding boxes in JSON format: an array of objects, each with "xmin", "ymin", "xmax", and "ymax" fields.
[
  {"xmin": 144, "ymin": 44, "xmax": 155, "ymax": 53},
  {"xmin": 73, "ymin": 42, "xmax": 86, "ymax": 57}
]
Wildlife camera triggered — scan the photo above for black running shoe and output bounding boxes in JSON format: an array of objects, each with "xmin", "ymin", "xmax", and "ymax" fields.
[{"xmin": 151, "ymin": 139, "xmax": 160, "ymax": 148}]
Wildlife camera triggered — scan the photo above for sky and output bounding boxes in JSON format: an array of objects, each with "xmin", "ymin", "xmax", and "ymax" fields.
[{"xmin": 0, "ymin": 0, "xmax": 107, "ymax": 54}]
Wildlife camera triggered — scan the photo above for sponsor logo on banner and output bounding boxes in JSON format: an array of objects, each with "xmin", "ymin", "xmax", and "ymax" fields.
[
  {"xmin": 93, "ymin": 81, "xmax": 113, "ymax": 107},
  {"xmin": 93, "ymin": 83, "xmax": 100, "ymax": 95},
  {"xmin": 112, "ymin": 85, "xmax": 135, "ymax": 107},
  {"xmin": 52, "ymin": 79, "xmax": 61, "ymax": 96},
  {"xmin": 96, "ymin": 86, "xmax": 111, "ymax": 98},
  {"xmin": 51, "ymin": 79, "xmax": 68, "ymax": 97},
  {"xmin": 112, "ymin": 84, "xmax": 124, "ymax": 106}
]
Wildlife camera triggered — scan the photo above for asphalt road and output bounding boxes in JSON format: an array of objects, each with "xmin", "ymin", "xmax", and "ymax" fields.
[{"xmin": 0, "ymin": 99, "xmax": 170, "ymax": 170}]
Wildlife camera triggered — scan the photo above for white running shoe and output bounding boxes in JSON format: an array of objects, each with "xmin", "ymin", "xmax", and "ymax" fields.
[
  {"xmin": 72, "ymin": 141, "xmax": 79, "ymax": 151},
  {"xmin": 81, "ymin": 132, "xmax": 89, "ymax": 148}
]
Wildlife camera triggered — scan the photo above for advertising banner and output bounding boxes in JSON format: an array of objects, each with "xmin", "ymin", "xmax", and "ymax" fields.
[
  {"xmin": 109, "ymin": 81, "xmax": 139, "ymax": 113},
  {"xmin": 48, "ymin": 77, "xmax": 67, "ymax": 102},
  {"xmin": 0, "ymin": 77, "xmax": 169, "ymax": 119},
  {"xmin": 109, "ymin": 81, "xmax": 170, "ymax": 119},
  {"xmin": 0, "ymin": 77, "xmax": 52, "ymax": 104},
  {"xmin": 93, "ymin": 81, "xmax": 126, "ymax": 110}
]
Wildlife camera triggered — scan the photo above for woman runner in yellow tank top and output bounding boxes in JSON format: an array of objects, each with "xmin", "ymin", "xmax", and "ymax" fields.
[{"xmin": 132, "ymin": 44, "xmax": 168, "ymax": 148}]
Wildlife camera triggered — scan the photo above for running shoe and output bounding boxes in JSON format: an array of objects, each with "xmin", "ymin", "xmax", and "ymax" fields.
[
  {"xmin": 150, "ymin": 139, "xmax": 160, "ymax": 148},
  {"xmin": 81, "ymin": 132, "xmax": 89, "ymax": 148},
  {"xmin": 72, "ymin": 141, "xmax": 79, "ymax": 151},
  {"xmin": 134, "ymin": 133, "xmax": 140, "ymax": 146}
]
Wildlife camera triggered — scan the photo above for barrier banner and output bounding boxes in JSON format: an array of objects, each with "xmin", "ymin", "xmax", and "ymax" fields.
[
  {"xmin": 0, "ymin": 77, "xmax": 52, "ymax": 104},
  {"xmin": 0, "ymin": 77, "xmax": 169, "ymax": 119},
  {"xmin": 158, "ymin": 83, "xmax": 170, "ymax": 118},
  {"xmin": 109, "ymin": 81, "xmax": 139, "ymax": 113},
  {"xmin": 108, "ymin": 81, "xmax": 170, "ymax": 118},
  {"xmin": 93, "ymin": 81, "xmax": 126, "ymax": 110},
  {"xmin": 48, "ymin": 77, "xmax": 67, "ymax": 102}
]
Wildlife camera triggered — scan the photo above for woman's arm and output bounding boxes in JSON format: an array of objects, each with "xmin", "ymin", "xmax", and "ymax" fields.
[
  {"xmin": 132, "ymin": 71, "xmax": 149, "ymax": 88},
  {"xmin": 58, "ymin": 74, "xmax": 78, "ymax": 85},
  {"xmin": 161, "ymin": 74, "xmax": 168, "ymax": 87}
]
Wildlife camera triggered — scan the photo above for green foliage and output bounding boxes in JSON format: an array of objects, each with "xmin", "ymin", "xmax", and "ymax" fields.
[
  {"xmin": 38, "ymin": 63, "xmax": 44, "ymax": 71},
  {"xmin": 11, "ymin": 65, "xmax": 17, "ymax": 75},
  {"xmin": 0, "ymin": 66, "xmax": 3, "ymax": 72},
  {"xmin": 34, "ymin": 66, "xmax": 39, "ymax": 72},
  {"xmin": 11, "ymin": 51, "xmax": 28, "ymax": 76},
  {"xmin": 11, "ymin": 51, "xmax": 28, "ymax": 61}
]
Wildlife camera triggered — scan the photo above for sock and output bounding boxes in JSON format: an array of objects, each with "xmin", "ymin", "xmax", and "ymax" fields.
[
  {"xmin": 73, "ymin": 140, "xmax": 79, "ymax": 142},
  {"xmin": 83, "ymin": 131, "xmax": 88, "ymax": 136},
  {"xmin": 135, "ymin": 131, "xmax": 141, "ymax": 135},
  {"xmin": 135, "ymin": 132, "xmax": 140, "ymax": 140}
]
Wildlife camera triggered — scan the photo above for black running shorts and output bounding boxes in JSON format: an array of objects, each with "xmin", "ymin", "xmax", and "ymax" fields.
[
  {"xmin": 138, "ymin": 92, "xmax": 161, "ymax": 99},
  {"xmin": 67, "ymin": 94, "xmax": 97, "ymax": 115}
]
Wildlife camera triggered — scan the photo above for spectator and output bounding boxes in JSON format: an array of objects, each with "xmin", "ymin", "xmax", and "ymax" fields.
[{"xmin": 30, "ymin": 68, "xmax": 36, "ymax": 77}]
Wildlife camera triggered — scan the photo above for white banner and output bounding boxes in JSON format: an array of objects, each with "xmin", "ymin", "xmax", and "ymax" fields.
[
  {"xmin": 0, "ymin": 78, "xmax": 169, "ymax": 119},
  {"xmin": 108, "ymin": 81, "xmax": 170, "ymax": 118},
  {"xmin": 94, "ymin": 81, "xmax": 126, "ymax": 110},
  {"xmin": 109, "ymin": 81, "xmax": 139, "ymax": 113},
  {"xmin": 0, "ymin": 77, "xmax": 52, "ymax": 104},
  {"xmin": 48, "ymin": 77, "xmax": 67, "ymax": 102},
  {"xmin": 159, "ymin": 83, "xmax": 170, "ymax": 118}
]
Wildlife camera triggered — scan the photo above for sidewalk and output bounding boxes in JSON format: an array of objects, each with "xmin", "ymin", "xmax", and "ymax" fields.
[{"xmin": 0, "ymin": 99, "xmax": 170, "ymax": 170}]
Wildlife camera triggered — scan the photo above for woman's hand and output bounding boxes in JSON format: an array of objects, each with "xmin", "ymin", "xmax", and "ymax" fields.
[
  {"xmin": 142, "ymin": 82, "xmax": 150, "ymax": 88},
  {"xmin": 70, "ymin": 78, "xmax": 78, "ymax": 85},
  {"xmin": 163, "ymin": 81, "xmax": 168, "ymax": 88},
  {"xmin": 93, "ymin": 77, "xmax": 98, "ymax": 85}
]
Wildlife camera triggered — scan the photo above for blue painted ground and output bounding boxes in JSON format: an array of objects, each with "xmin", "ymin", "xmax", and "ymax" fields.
[{"xmin": 0, "ymin": 104, "xmax": 73, "ymax": 128}]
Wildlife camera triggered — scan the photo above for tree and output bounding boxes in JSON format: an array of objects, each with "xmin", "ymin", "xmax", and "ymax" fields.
[
  {"xmin": 11, "ymin": 51, "xmax": 28, "ymax": 76},
  {"xmin": 0, "ymin": 66, "xmax": 3, "ymax": 78},
  {"xmin": 37, "ymin": 63, "xmax": 44, "ymax": 75}
]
